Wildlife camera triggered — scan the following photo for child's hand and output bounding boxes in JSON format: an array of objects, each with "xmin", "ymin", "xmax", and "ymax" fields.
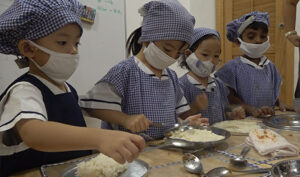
[
  {"xmin": 230, "ymin": 106, "xmax": 246, "ymax": 120},
  {"xmin": 287, "ymin": 33, "xmax": 300, "ymax": 47},
  {"xmin": 123, "ymin": 114, "xmax": 152, "ymax": 133},
  {"xmin": 98, "ymin": 130, "xmax": 145, "ymax": 164},
  {"xmin": 278, "ymin": 102, "xmax": 295, "ymax": 112},
  {"xmin": 251, "ymin": 106, "xmax": 274, "ymax": 118},
  {"xmin": 186, "ymin": 113, "xmax": 209, "ymax": 126},
  {"xmin": 195, "ymin": 92, "xmax": 208, "ymax": 110}
]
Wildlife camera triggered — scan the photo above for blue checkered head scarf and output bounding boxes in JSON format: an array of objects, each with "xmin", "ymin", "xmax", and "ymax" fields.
[
  {"xmin": 138, "ymin": 0, "xmax": 195, "ymax": 45},
  {"xmin": 0, "ymin": 0, "xmax": 83, "ymax": 56},
  {"xmin": 190, "ymin": 27, "xmax": 221, "ymax": 47},
  {"xmin": 226, "ymin": 11, "xmax": 269, "ymax": 42}
]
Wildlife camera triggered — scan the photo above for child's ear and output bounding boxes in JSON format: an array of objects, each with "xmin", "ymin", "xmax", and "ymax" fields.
[
  {"xmin": 233, "ymin": 38, "xmax": 241, "ymax": 47},
  {"xmin": 18, "ymin": 40, "xmax": 37, "ymax": 58},
  {"xmin": 184, "ymin": 49, "xmax": 192, "ymax": 59}
]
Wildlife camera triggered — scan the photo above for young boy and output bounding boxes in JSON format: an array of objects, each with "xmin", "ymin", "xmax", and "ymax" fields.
[
  {"xmin": 215, "ymin": 11, "xmax": 293, "ymax": 117},
  {"xmin": 0, "ymin": 1, "xmax": 145, "ymax": 176}
]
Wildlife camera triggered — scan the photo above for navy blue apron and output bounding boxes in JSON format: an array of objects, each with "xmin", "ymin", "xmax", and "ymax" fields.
[{"xmin": 0, "ymin": 73, "xmax": 91, "ymax": 177}]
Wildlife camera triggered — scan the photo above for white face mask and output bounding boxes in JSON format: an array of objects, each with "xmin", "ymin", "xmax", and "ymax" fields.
[
  {"xmin": 238, "ymin": 37, "xmax": 270, "ymax": 58},
  {"xmin": 186, "ymin": 53, "xmax": 216, "ymax": 77},
  {"xmin": 28, "ymin": 41, "xmax": 79, "ymax": 84},
  {"xmin": 143, "ymin": 42, "xmax": 178, "ymax": 70}
]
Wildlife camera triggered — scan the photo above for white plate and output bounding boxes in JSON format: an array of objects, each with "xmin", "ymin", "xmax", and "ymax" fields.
[{"xmin": 213, "ymin": 119, "xmax": 261, "ymax": 136}]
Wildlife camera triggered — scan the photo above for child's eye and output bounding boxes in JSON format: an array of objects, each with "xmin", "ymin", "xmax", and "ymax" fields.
[
  {"xmin": 214, "ymin": 55, "xmax": 220, "ymax": 58},
  {"xmin": 261, "ymin": 36, "xmax": 267, "ymax": 39},
  {"xmin": 202, "ymin": 53, "xmax": 208, "ymax": 57},
  {"xmin": 57, "ymin": 41, "xmax": 67, "ymax": 45}
]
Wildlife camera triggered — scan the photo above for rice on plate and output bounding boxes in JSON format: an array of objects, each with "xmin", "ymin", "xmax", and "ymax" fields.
[
  {"xmin": 76, "ymin": 153, "xmax": 128, "ymax": 177},
  {"xmin": 170, "ymin": 129, "xmax": 225, "ymax": 142},
  {"xmin": 213, "ymin": 120, "xmax": 261, "ymax": 135}
]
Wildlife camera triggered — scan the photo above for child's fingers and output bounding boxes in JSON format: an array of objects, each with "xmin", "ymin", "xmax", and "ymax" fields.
[
  {"xmin": 118, "ymin": 147, "xmax": 134, "ymax": 163},
  {"xmin": 124, "ymin": 141, "xmax": 139, "ymax": 159},
  {"xmin": 110, "ymin": 151, "xmax": 126, "ymax": 164},
  {"xmin": 188, "ymin": 113, "xmax": 202, "ymax": 120},
  {"xmin": 131, "ymin": 135, "xmax": 146, "ymax": 152},
  {"xmin": 201, "ymin": 118, "xmax": 209, "ymax": 123}
]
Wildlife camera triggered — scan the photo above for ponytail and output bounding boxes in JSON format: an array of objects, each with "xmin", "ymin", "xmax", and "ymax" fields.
[{"xmin": 126, "ymin": 27, "xmax": 142, "ymax": 57}]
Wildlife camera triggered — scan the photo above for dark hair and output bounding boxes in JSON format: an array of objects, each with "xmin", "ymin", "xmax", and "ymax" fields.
[
  {"xmin": 126, "ymin": 27, "xmax": 142, "ymax": 57},
  {"xmin": 179, "ymin": 34, "xmax": 218, "ymax": 69}
]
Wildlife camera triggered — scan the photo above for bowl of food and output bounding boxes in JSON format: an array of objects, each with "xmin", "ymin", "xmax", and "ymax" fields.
[
  {"xmin": 271, "ymin": 159, "xmax": 300, "ymax": 177},
  {"xmin": 165, "ymin": 125, "xmax": 231, "ymax": 149}
]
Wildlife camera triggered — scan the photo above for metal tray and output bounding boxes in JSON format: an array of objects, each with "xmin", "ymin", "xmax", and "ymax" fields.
[
  {"xmin": 165, "ymin": 125, "xmax": 231, "ymax": 149},
  {"xmin": 212, "ymin": 119, "xmax": 262, "ymax": 136},
  {"xmin": 271, "ymin": 159, "xmax": 300, "ymax": 177},
  {"xmin": 60, "ymin": 158, "xmax": 148, "ymax": 177},
  {"xmin": 263, "ymin": 114, "xmax": 300, "ymax": 131}
]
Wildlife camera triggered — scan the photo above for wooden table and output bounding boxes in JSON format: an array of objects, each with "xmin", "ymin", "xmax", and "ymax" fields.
[{"xmin": 11, "ymin": 112, "xmax": 300, "ymax": 177}]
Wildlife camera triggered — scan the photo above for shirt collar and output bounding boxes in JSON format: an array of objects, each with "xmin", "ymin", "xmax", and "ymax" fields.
[
  {"xmin": 134, "ymin": 56, "xmax": 169, "ymax": 80},
  {"xmin": 187, "ymin": 74, "xmax": 216, "ymax": 92},
  {"xmin": 28, "ymin": 73, "xmax": 71, "ymax": 95},
  {"xmin": 240, "ymin": 56, "xmax": 270, "ymax": 69}
]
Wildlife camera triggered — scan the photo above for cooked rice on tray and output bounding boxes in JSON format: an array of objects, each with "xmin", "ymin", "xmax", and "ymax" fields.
[{"xmin": 76, "ymin": 153, "xmax": 128, "ymax": 177}]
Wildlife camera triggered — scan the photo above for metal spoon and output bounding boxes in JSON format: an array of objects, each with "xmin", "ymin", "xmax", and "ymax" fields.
[
  {"xmin": 183, "ymin": 153, "xmax": 270, "ymax": 177},
  {"xmin": 182, "ymin": 153, "xmax": 231, "ymax": 177},
  {"xmin": 206, "ymin": 167, "xmax": 270, "ymax": 176},
  {"xmin": 230, "ymin": 146, "xmax": 251, "ymax": 168},
  {"xmin": 143, "ymin": 139, "xmax": 195, "ymax": 152},
  {"xmin": 182, "ymin": 153, "xmax": 204, "ymax": 175}
]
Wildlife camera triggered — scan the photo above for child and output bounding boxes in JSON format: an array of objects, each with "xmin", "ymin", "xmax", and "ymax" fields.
[
  {"xmin": 0, "ymin": 1, "xmax": 145, "ymax": 176},
  {"xmin": 80, "ymin": 0, "xmax": 209, "ymax": 140},
  {"xmin": 215, "ymin": 11, "xmax": 293, "ymax": 117},
  {"xmin": 179, "ymin": 27, "xmax": 245, "ymax": 125}
]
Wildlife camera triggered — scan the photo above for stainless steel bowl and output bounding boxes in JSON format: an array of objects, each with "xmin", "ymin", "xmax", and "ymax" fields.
[
  {"xmin": 165, "ymin": 125, "xmax": 231, "ymax": 150},
  {"xmin": 271, "ymin": 159, "xmax": 300, "ymax": 177}
]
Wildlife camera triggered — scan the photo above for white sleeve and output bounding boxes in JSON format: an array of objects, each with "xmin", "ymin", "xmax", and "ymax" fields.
[
  {"xmin": 0, "ymin": 82, "xmax": 48, "ymax": 155},
  {"xmin": 79, "ymin": 82, "xmax": 122, "ymax": 111},
  {"xmin": 176, "ymin": 96, "xmax": 190, "ymax": 115}
]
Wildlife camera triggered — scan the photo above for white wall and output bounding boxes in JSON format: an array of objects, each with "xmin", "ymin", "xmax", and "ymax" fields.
[{"xmin": 125, "ymin": 0, "xmax": 216, "ymax": 77}]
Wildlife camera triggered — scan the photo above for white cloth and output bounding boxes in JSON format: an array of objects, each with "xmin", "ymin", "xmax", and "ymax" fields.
[
  {"xmin": 80, "ymin": 57, "xmax": 190, "ymax": 115},
  {"xmin": 187, "ymin": 74, "xmax": 217, "ymax": 92},
  {"xmin": 240, "ymin": 56, "xmax": 270, "ymax": 70},
  {"xmin": 246, "ymin": 129, "xmax": 299, "ymax": 157},
  {"xmin": 0, "ymin": 74, "xmax": 71, "ymax": 155}
]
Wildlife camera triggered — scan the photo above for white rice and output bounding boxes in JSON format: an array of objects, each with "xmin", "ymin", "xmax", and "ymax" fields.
[
  {"xmin": 214, "ymin": 120, "xmax": 260, "ymax": 134},
  {"xmin": 76, "ymin": 153, "xmax": 128, "ymax": 177},
  {"xmin": 170, "ymin": 129, "xmax": 224, "ymax": 142}
]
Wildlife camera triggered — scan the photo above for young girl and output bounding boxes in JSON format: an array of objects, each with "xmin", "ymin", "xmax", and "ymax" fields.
[
  {"xmin": 215, "ymin": 11, "xmax": 293, "ymax": 117},
  {"xmin": 0, "ymin": 1, "xmax": 145, "ymax": 176},
  {"xmin": 179, "ymin": 27, "xmax": 245, "ymax": 125},
  {"xmin": 80, "ymin": 0, "xmax": 209, "ymax": 140}
]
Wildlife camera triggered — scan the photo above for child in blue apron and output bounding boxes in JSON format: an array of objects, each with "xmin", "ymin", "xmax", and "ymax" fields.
[
  {"xmin": 0, "ymin": 1, "xmax": 145, "ymax": 176},
  {"xmin": 215, "ymin": 11, "xmax": 293, "ymax": 117},
  {"xmin": 179, "ymin": 28, "xmax": 245, "ymax": 125},
  {"xmin": 80, "ymin": 0, "xmax": 209, "ymax": 140}
]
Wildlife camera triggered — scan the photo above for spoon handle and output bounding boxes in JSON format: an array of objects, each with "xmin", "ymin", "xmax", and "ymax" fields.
[
  {"xmin": 233, "ymin": 168, "xmax": 270, "ymax": 174},
  {"xmin": 240, "ymin": 146, "xmax": 251, "ymax": 157}
]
